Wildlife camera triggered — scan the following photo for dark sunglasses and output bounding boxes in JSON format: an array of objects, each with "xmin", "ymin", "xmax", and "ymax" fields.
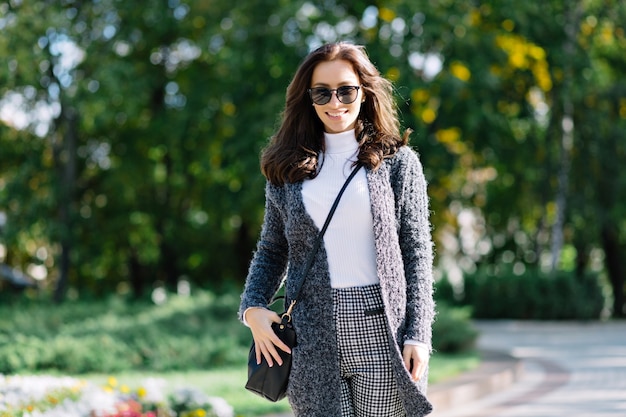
[{"xmin": 308, "ymin": 85, "xmax": 361, "ymax": 105}]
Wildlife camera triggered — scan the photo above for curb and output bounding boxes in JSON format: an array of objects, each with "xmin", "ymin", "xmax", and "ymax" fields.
[
  {"xmin": 261, "ymin": 350, "xmax": 522, "ymax": 417},
  {"xmin": 428, "ymin": 350, "xmax": 523, "ymax": 412}
]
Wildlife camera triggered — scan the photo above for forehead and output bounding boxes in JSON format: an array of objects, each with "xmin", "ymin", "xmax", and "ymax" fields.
[{"xmin": 311, "ymin": 59, "xmax": 360, "ymax": 86}]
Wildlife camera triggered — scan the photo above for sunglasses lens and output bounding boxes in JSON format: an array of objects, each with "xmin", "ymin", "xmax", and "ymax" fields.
[
  {"xmin": 337, "ymin": 86, "xmax": 358, "ymax": 104},
  {"xmin": 310, "ymin": 88, "xmax": 332, "ymax": 105}
]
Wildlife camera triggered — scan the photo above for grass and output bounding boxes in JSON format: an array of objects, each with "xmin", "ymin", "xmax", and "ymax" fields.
[{"xmin": 80, "ymin": 351, "xmax": 480, "ymax": 417}]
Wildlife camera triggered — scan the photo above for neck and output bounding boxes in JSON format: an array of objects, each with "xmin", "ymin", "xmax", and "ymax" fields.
[{"xmin": 324, "ymin": 129, "xmax": 357, "ymax": 154}]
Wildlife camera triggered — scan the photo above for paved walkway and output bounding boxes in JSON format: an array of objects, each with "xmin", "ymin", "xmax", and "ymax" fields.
[{"xmin": 432, "ymin": 320, "xmax": 626, "ymax": 417}]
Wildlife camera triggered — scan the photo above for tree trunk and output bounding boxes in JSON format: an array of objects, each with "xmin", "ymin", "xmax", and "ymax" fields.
[
  {"xmin": 601, "ymin": 223, "xmax": 625, "ymax": 317},
  {"xmin": 161, "ymin": 241, "xmax": 179, "ymax": 292},
  {"xmin": 550, "ymin": 2, "xmax": 580, "ymax": 271},
  {"xmin": 53, "ymin": 107, "xmax": 78, "ymax": 303},
  {"xmin": 129, "ymin": 251, "xmax": 145, "ymax": 299}
]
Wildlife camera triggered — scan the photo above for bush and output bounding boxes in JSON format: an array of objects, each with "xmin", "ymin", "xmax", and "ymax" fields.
[
  {"xmin": 432, "ymin": 304, "xmax": 478, "ymax": 353},
  {"xmin": 0, "ymin": 291, "xmax": 251, "ymax": 374},
  {"xmin": 0, "ymin": 289, "xmax": 475, "ymax": 374},
  {"xmin": 436, "ymin": 267, "xmax": 606, "ymax": 320}
]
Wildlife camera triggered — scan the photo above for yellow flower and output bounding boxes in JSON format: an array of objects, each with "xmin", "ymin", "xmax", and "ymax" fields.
[
  {"xmin": 421, "ymin": 108, "xmax": 436, "ymax": 124},
  {"xmin": 527, "ymin": 45, "xmax": 546, "ymax": 60},
  {"xmin": 435, "ymin": 127, "xmax": 461, "ymax": 144},
  {"xmin": 509, "ymin": 52, "xmax": 527, "ymax": 70},
  {"xmin": 386, "ymin": 67, "xmax": 400, "ymax": 82},
  {"xmin": 468, "ymin": 9, "xmax": 481, "ymax": 26},
  {"xmin": 411, "ymin": 88, "xmax": 429, "ymax": 103},
  {"xmin": 120, "ymin": 385, "xmax": 131, "ymax": 394},
  {"xmin": 107, "ymin": 377, "xmax": 118, "ymax": 387},
  {"xmin": 379, "ymin": 7, "xmax": 396, "ymax": 23},
  {"xmin": 137, "ymin": 387, "xmax": 147, "ymax": 398},
  {"xmin": 502, "ymin": 19, "xmax": 515, "ymax": 32},
  {"xmin": 222, "ymin": 102, "xmax": 236, "ymax": 116},
  {"xmin": 450, "ymin": 62, "xmax": 471, "ymax": 81}
]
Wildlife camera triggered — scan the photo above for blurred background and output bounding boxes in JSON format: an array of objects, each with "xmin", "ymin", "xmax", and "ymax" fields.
[{"xmin": 0, "ymin": 0, "xmax": 625, "ymax": 385}]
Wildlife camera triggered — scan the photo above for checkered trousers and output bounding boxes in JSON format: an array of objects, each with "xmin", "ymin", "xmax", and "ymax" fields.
[{"xmin": 332, "ymin": 284, "xmax": 405, "ymax": 417}]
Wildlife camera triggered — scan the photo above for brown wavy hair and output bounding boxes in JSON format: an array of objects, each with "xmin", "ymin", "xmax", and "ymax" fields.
[{"xmin": 261, "ymin": 42, "xmax": 410, "ymax": 185}]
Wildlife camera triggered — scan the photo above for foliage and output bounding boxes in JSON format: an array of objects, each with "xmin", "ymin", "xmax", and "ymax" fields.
[
  {"xmin": 0, "ymin": 291, "xmax": 249, "ymax": 374},
  {"xmin": 0, "ymin": 1, "xmax": 625, "ymax": 315},
  {"xmin": 0, "ymin": 289, "xmax": 472, "ymax": 375},
  {"xmin": 437, "ymin": 267, "xmax": 607, "ymax": 320},
  {"xmin": 432, "ymin": 303, "xmax": 478, "ymax": 352}
]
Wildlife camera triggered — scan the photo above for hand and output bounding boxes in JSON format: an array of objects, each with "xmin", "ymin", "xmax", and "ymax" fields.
[
  {"xmin": 403, "ymin": 344, "xmax": 429, "ymax": 382},
  {"xmin": 245, "ymin": 307, "xmax": 292, "ymax": 367}
]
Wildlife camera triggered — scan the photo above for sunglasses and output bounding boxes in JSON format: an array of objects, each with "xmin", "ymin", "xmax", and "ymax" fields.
[{"xmin": 308, "ymin": 85, "xmax": 361, "ymax": 105}]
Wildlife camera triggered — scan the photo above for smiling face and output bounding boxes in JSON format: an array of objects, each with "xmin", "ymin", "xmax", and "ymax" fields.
[{"xmin": 310, "ymin": 59, "xmax": 363, "ymax": 134}]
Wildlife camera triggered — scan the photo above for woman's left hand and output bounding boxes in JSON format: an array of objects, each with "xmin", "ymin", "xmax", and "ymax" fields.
[{"xmin": 402, "ymin": 344, "xmax": 430, "ymax": 382}]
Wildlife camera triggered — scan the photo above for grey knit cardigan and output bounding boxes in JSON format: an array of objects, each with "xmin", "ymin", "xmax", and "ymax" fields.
[{"xmin": 239, "ymin": 146, "xmax": 435, "ymax": 416}]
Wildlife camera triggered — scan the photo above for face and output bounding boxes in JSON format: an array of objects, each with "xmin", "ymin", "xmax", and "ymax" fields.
[{"xmin": 310, "ymin": 59, "xmax": 363, "ymax": 134}]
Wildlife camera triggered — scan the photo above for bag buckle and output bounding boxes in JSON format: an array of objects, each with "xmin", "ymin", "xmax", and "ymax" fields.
[{"xmin": 281, "ymin": 300, "xmax": 296, "ymax": 323}]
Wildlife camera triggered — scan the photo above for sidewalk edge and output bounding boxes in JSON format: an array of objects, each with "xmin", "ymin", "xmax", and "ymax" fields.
[{"xmin": 428, "ymin": 350, "xmax": 523, "ymax": 412}]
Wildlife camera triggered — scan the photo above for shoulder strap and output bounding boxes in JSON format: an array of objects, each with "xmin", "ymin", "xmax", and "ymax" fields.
[{"xmin": 289, "ymin": 163, "xmax": 363, "ymax": 304}]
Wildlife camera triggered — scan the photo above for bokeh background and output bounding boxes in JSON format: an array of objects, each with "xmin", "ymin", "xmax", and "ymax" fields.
[
  {"xmin": 1, "ymin": 2, "xmax": 625, "ymax": 315},
  {"xmin": 1, "ymin": 2, "xmax": 625, "ymax": 415}
]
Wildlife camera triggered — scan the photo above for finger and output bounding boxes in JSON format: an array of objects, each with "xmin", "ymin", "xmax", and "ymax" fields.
[
  {"xmin": 262, "ymin": 339, "xmax": 284, "ymax": 367},
  {"xmin": 257, "ymin": 340, "xmax": 276, "ymax": 367},
  {"xmin": 402, "ymin": 349, "xmax": 413, "ymax": 374},
  {"xmin": 411, "ymin": 359, "xmax": 420, "ymax": 381},
  {"xmin": 413, "ymin": 357, "xmax": 428, "ymax": 381},
  {"xmin": 412, "ymin": 360, "xmax": 423, "ymax": 381},
  {"xmin": 255, "ymin": 341, "xmax": 263, "ymax": 366},
  {"xmin": 270, "ymin": 333, "xmax": 292, "ymax": 355}
]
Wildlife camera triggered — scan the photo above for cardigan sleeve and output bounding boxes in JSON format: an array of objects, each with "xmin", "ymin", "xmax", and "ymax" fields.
[
  {"xmin": 238, "ymin": 182, "xmax": 289, "ymax": 321},
  {"xmin": 392, "ymin": 147, "xmax": 436, "ymax": 350}
]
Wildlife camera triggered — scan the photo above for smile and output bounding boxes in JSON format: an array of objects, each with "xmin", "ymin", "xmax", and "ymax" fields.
[{"xmin": 326, "ymin": 110, "xmax": 347, "ymax": 118}]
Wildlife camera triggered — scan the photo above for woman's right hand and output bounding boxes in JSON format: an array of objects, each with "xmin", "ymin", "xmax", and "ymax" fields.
[{"xmin": 245, "ymin": 307, "xmax": 292, "ymax": 367}]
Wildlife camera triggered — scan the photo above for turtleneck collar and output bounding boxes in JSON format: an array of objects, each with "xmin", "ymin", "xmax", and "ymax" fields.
[{"xmin": 323, "ymin": 129, "xmax": 358, "ymax": 155}]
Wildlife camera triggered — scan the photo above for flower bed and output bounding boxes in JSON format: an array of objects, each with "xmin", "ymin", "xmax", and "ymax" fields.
[{"xmin": 0, "ymin": 375, "xmax": 234, "ymax": 417}]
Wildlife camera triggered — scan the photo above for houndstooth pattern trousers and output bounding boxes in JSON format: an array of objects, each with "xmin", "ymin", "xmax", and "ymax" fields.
[{"xmin": 332, "ymin": 284, "xmax": 405, "ymax": 417}]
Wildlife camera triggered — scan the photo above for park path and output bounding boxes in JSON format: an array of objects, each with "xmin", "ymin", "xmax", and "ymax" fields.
[{"xmin": 432, "ymin": 320, "xmax": 626, "ymax": 417}]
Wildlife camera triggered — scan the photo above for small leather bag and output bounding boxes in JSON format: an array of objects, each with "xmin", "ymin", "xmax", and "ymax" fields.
[{"xmin": 245, "ymin": 164, "xmax": 362, "ymax": 402}]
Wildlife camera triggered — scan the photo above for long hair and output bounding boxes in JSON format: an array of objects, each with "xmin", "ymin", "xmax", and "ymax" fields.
[{"xmin": 261, "ymin": 42, "xmax": 410, "ymax": 185}]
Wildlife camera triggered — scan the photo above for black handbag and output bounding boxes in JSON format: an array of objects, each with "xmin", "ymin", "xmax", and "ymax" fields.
[{"xmin": 245, "ymin": 164, "xmax": 362, "ymax": 402}]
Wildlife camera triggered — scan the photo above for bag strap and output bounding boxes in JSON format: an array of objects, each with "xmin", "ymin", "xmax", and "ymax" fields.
[{"xmin": 283, "ymin": 163, "xmax": 363, "ymax": 316}]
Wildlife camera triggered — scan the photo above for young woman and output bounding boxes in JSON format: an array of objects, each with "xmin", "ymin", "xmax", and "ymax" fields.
[{"xmin": 239, "ymin": 42, "xmax": 435, "ymax": 417}]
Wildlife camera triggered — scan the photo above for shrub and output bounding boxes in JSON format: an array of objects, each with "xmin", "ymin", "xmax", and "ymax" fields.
[
  {"xmin": 432, "ymin": 304, "xmax": 478, "ymax": 353},
  {"xmin": 0, "ymin": 289, "xmax": 474, "ymax": 374},
  {"xmin": 436, "ymin": 267, "xmax": 606, "ymax": 320}
]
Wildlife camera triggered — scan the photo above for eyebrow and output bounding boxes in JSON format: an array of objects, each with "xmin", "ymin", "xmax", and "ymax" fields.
[{"xmin": 311, "ymin": 82, "xmax": 358, "ymax": 88}]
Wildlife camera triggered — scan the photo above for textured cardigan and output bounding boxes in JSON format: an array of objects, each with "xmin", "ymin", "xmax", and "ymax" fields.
[{"xmin": 239, "ymin": 146, "xmax": 435, "ymax": 416}]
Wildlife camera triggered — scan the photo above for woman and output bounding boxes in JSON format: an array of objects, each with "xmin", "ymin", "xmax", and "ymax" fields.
[{"xmin": 239, "ymin": 42, "xmax": 435, "ymax": 417}]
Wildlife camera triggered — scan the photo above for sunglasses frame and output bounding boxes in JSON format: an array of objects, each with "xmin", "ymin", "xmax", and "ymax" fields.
[{"xmin": 308, "ymin": 85, "xmax": 361, "ymax": 105}]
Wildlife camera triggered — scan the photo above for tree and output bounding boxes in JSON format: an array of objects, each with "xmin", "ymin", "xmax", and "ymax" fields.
[{"xmin": 1, "ymin": 0, "xmax": 624, "ymax": 314}]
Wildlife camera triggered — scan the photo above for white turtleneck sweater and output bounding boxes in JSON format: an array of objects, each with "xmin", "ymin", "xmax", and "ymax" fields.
[{"xmin": 301, "ymin": 129, "xmax": 379, "ymax": 289}]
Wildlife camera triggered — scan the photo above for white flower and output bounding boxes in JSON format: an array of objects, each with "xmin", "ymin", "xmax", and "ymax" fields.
[
  {"xmin": 140, "ymin": 377, "xmax": 168, "ymax": 403},
  {"xmin": 208, "ymin": 396, "xmax": 234, "ymax": 417}
]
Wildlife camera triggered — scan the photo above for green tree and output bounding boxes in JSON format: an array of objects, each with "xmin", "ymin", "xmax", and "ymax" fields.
[{"xmin": 1, "ymin": 0, "xmax": 624, "ymax": 315}]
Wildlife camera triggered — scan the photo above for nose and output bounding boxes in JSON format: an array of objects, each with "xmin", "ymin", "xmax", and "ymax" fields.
[{"xmin": 328, "ymin": 90, "xmax": 342, "ymax": 105}]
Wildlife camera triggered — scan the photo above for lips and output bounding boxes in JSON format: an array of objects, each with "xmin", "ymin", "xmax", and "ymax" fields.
[{"xmin": 326, "ymin": 110, "xmax": 347, "ymax": 119}]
